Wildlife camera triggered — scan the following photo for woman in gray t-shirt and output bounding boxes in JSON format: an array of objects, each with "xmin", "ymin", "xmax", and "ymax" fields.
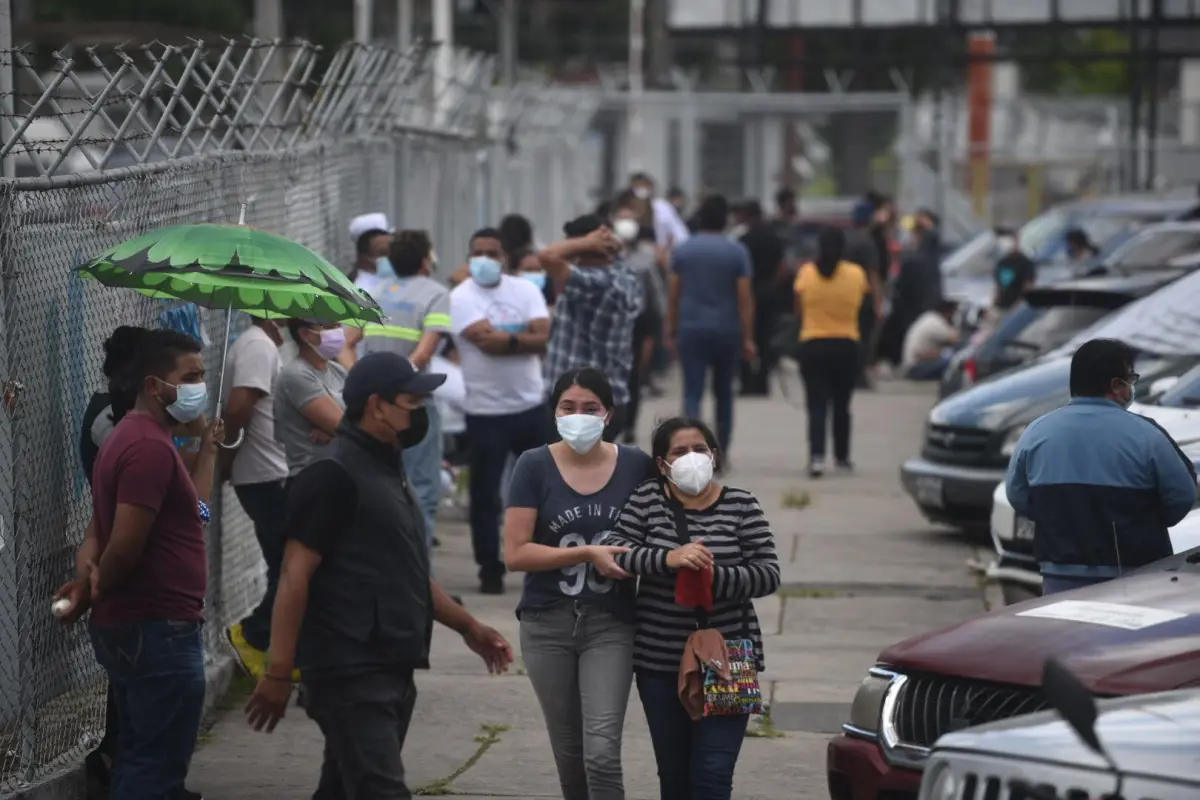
[
  {"xmin": 503, "ymin": 367, "xmax": 656, "ymax": 800},
  {"xmin": 274, "ymin": 319, "xmax": 348, "ymax": 477}
]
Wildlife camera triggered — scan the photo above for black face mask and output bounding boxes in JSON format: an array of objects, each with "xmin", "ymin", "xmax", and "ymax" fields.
[{"xmin": 398, "ymin": 406, "xmax": 430, "ymax": 450}]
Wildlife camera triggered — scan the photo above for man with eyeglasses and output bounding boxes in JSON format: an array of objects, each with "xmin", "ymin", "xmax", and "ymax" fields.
[{"xmin": 1005, "ymin": 338, "xmax": 1198, "ymax": 595}]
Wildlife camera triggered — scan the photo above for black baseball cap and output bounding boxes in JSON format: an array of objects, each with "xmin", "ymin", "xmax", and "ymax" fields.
[{"xmin": 343, "ymin": 352, "xmax": 446, "ymax": 409}]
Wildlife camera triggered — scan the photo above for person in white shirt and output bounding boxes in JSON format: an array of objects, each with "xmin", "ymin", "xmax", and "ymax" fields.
[
  {"xmin": 348, "ymin": 212, "xmax": 395, "ymax": 300},
  {"xmin": 221, "ymin": 316, "xmax": 291, "ymax": 677},
  {"xmin": 450, "ymin": 227, "xmax": 551, "ymax": 595},
  {"xmin": 902, "ymin": 299, "xmax": 960, "ymax": 381},
  {"xmin": 630, "ymin": 172, "xmax": 690, "ymax": 249}
]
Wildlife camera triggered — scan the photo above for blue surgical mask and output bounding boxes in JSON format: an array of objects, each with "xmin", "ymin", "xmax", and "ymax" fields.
[
  {"xmin": 164, "ymin": 381, "xmax": 208, "ymax": 424},
  {"xmin": 522, "ymin": 271, "xmax": 547, "ymax": 290},
  {"xmin": 375, "ymin": 256, "xmax": 396, "ymax": 279},
  {"xmin": 469, "ymin": 256, "xmax": 503, "ymax": 287}
]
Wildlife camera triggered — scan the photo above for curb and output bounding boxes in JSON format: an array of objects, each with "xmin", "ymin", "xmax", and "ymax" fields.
[{"xmin": 6, "ymin": 654, "xmax": 238, "ymax": 800}]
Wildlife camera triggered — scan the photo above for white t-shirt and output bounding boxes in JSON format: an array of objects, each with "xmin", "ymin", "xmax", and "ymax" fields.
[
  {"xmin": 227, "ymin": 325, "xmax": 288, "ymax": 485},
  {"xmin": 902, "ymin": 311, "xmax": 958, "ymax": 369},
  {"xmin": 450, "ymin": 275, "xmax": 549, "ymax": 416}
]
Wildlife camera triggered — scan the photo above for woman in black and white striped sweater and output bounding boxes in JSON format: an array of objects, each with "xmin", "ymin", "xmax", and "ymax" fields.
[{"xmin": 602, "ymin": 416, "xmax": 780, "ymax": 800}]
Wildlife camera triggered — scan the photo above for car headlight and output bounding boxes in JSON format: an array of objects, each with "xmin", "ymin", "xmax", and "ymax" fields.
[
  {"xmin": 846, "ymin": 669, "xmax": 894, "ymax": 736},
  {"xmin": 922, "ymin": 761, "xmax": 960, "ymax": 800},
  {"xmin": 1001, "ymin": 424, "xmax": 1027, "ymax": 457}
]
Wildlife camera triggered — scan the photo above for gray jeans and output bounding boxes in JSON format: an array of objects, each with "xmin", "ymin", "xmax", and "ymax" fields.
[{"xmin": 520, "ymin": 602, "xmax": 635, "ymax": 800}]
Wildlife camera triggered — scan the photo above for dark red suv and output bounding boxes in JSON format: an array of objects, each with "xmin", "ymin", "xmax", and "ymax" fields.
[{"xmin": 826, "ymin": 550, "xmax": 1200, "ymax": 800}]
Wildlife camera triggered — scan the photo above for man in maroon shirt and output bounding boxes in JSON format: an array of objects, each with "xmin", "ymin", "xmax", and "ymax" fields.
[{"xmin": 56, "ymin": 329, "xmax": 210, "ymax": 799}]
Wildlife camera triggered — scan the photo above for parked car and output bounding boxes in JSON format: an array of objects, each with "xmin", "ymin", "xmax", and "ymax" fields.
[
  {"xmin": 903, "ymin": 263, "xmax": 1200, "ymax": 531},
  {"xmin": 1087, "ymin": 220, "xmax": 1200, "ymax": 276},
  {"xmin": 826, "ymin": 547, "xmax": 1200, "ymax": 800},
  {"xmin": 940, "ymin": 195, "xmax": 1200, "ymax": 313},
  {"xmin": 900, "ymin": 351, "xmax": 1199, "ymax": 531},
  {"xmin": 918, "ymin": 682, "xmax": 1200, "ymax": 800},
  {"xmin": 989, "ymin": 383, "xmax": 1200, "ymax": 603},
  {"xmin": 938, "ymin": 270, "xmax": 1187, "ymax": 399}
]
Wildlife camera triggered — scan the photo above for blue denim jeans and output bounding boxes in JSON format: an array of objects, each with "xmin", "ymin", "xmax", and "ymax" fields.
[
  {"xmin": 235, "ymin": 480, "xmax": 288, "ymax": 651},
  {"xmin": 402, "ymin": 402, "xmax": 444, "ymax": 560},
  {"xmin": 465, "ymin": 404, "xmax": 547, "ymax": 579},
  {"xmin": 90, "ymin": 620, "xmax": 206, "ymax": 800},
  {"xmin": 678, "ymin": 328, "xmax": 741, "ymax": 454},
  {"xmin": 635, "ymin": 669, "xmax": 749, "ymax": 800}
]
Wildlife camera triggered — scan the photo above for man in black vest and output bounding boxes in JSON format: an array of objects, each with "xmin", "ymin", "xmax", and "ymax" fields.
[{"xmin": 245, "ymin": 352, "xmax": 514, "ymax": 798}]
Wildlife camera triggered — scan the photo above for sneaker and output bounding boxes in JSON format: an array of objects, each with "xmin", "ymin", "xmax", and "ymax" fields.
[
  {"xmin": 809, "ymin": 457, "xmax": 825, "ymax": 479},
  {"xmin": 227, "ymin": 624, "xmax": 301, "ymax": 682},
  {"xmin": 836, "ymin": 459, "xmax": 855, "ymax": 474},
  {"xmin": 479, "ymin": 575, "xmax": 505, "ymax": 595},
  {"xmin": 226, "ymin": 624, "xmax": 266, "ymax": 680}
]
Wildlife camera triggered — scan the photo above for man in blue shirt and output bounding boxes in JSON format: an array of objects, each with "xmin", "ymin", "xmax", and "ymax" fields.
[
  {"xmin": 666, "ymin": 195, "xmax": 756, "ymax": 462},
  {"xmin": 1006, "ymin": 338, "xmax": 1197, "ymax": 595}
]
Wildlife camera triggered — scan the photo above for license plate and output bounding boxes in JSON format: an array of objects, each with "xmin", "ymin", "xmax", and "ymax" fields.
[
  {"xmin": 915, "ymin": 476, "xmax": 944, "ymax": 509},
  {"xmin": 1014, "ymin": 516, "xmax": 1035, "ymax": 541}
]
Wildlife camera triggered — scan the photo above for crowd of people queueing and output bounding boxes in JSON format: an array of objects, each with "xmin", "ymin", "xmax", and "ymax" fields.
[{"xmin": 50, "ymin": 174, "xmax": 799, "ymax": 800}]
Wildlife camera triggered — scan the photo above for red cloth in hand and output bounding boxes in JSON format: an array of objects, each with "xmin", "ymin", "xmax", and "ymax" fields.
[{"xmin": 675, "ymin": 565, "xmax": 714, "ymax": 611}]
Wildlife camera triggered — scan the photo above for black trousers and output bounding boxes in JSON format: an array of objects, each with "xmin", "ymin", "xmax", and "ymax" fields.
[
  {"xmin": 857, "ymin": 302, "xmax": 877, "ymax": 384},
  {"xmin": 304, "ymin": 669, "xmax": 418, "ymax": 799},
  {"xmin": 740, "ymin": 312, "xmax": 780, "ymax": 397},
  {"xmin": 798, "ymin": 338, "xmax": 859, "ymax": 462}
]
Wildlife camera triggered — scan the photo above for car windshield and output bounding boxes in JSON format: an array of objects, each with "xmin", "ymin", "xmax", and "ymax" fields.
[
  {"xmin": 1150, "ymin": 363, "xmax": 1200, "ymax": 408},
  {"xmin": 1105, "ymin": 228, "xmax": 1200, "ymax": 270},
  {"xmin": 1055, "ymin": 269, "xmax": 1200, "ymax": 358},
  {"xmin": 1008, "ymin": 306, "xmax": 1115, "ymax": 352}
]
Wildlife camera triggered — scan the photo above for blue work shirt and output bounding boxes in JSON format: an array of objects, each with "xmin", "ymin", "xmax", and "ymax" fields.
[
  {"xmin": 1006, "ymin": 396, "xmax": 1197, "ymax": 578},
  {"xmin": 670, "ymin": 234, "xmax": 752, "ymax": 334}
]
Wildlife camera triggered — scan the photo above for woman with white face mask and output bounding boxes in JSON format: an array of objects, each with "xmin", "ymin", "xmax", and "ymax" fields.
[
  {"xmin": 601, "ymin": 416, "xmax": 780, "ymax": 800},
  {"xmin": 503, "ymin": 367, "xmax": 657, "ymax": 800}
]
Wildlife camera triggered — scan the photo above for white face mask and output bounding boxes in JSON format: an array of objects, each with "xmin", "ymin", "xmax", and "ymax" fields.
[
  {"xmin": 633, "ymin": 186, "xmax": 652, "ymax": 200},
  {"xmin": 667, "ymin": 452, "xmax": 715, "ymax": 496},
  {"xmin": 613, "ymin": 218, "xmax": 640, "ymax": 243},
  {"xmin": 995, "ymin": 236, "xmax": 1017, "ymax": 256},
  {"xmin": 556, "ymin": 414, "xmax": 606, "ymax": 454}
]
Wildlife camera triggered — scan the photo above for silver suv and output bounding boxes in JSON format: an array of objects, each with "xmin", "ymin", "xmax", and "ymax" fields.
[{"xmin": 919, "ymin": 661, "xmax": 1200, "ymax": 800}]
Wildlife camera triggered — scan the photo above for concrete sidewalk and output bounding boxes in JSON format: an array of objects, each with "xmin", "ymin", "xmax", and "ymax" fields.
[{"xmin": 189, "ymin": 373, "xmax": 995, "ymax": 799}]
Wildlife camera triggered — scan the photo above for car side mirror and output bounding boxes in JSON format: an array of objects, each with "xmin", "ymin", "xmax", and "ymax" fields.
[{"xmin": 1042, "ymin": 659, "xmax": 1104, "ymax": 756}]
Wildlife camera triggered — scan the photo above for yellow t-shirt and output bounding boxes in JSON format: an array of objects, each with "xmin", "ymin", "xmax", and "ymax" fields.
[{"xmin": 793, "ymin": 261, "xmax": 870, "ymax": 342}]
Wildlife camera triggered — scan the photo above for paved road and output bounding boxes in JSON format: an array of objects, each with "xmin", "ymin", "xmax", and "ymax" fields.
[{"xmin": 189, "ymin": 371, "xmax": 995, "ymax": 799}]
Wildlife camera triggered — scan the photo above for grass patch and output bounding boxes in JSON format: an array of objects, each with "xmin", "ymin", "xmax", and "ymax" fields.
[
  {"xmin": 781, "ymin": 489, "xmax": 812, "ymax": 510},
  {"xmin": 414, "ymin": 723, "xmax": 510, "ymax": 796},
  {"xmin": 745, "ymin": 710, "xmax": 786, "ymax": 739}
]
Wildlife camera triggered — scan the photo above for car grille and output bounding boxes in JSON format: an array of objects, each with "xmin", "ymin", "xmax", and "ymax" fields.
[
  {"xmin": 892, "ymin": 674, "xmax": 1049, "ymax": 749},
  {"xmin": 922, "ymin": 425, "xmax": 995, "ymax": 465}
]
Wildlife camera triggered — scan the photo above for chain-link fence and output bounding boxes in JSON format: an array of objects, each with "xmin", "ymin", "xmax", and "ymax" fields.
[{"xmin": 0, "ymin": 37, "xmax": 597, "ymax": 795}]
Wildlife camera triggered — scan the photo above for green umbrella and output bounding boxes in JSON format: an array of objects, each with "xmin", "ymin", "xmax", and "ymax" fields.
[
  {"xmin": 77, "ymin": 222, "xmax": 383, "ymax": 325},
  {"xmin": 77, "ymin": 220, "xmax": 384, "ymax": 449}
]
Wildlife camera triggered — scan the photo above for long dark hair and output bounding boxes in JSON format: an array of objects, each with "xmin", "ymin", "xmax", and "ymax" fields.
[
  {"xmin": 815, "ymin": 226, "xmax": 846, "ymax": 279},
  {"xmin": 103, "ymin": 326, "xmax": 151, "ymax": 424}
]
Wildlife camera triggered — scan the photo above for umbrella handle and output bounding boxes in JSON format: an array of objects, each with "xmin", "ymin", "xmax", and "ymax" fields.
[{"xmin": 218, "ymin": 429, "xmax": 246, "ymax": 450}]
